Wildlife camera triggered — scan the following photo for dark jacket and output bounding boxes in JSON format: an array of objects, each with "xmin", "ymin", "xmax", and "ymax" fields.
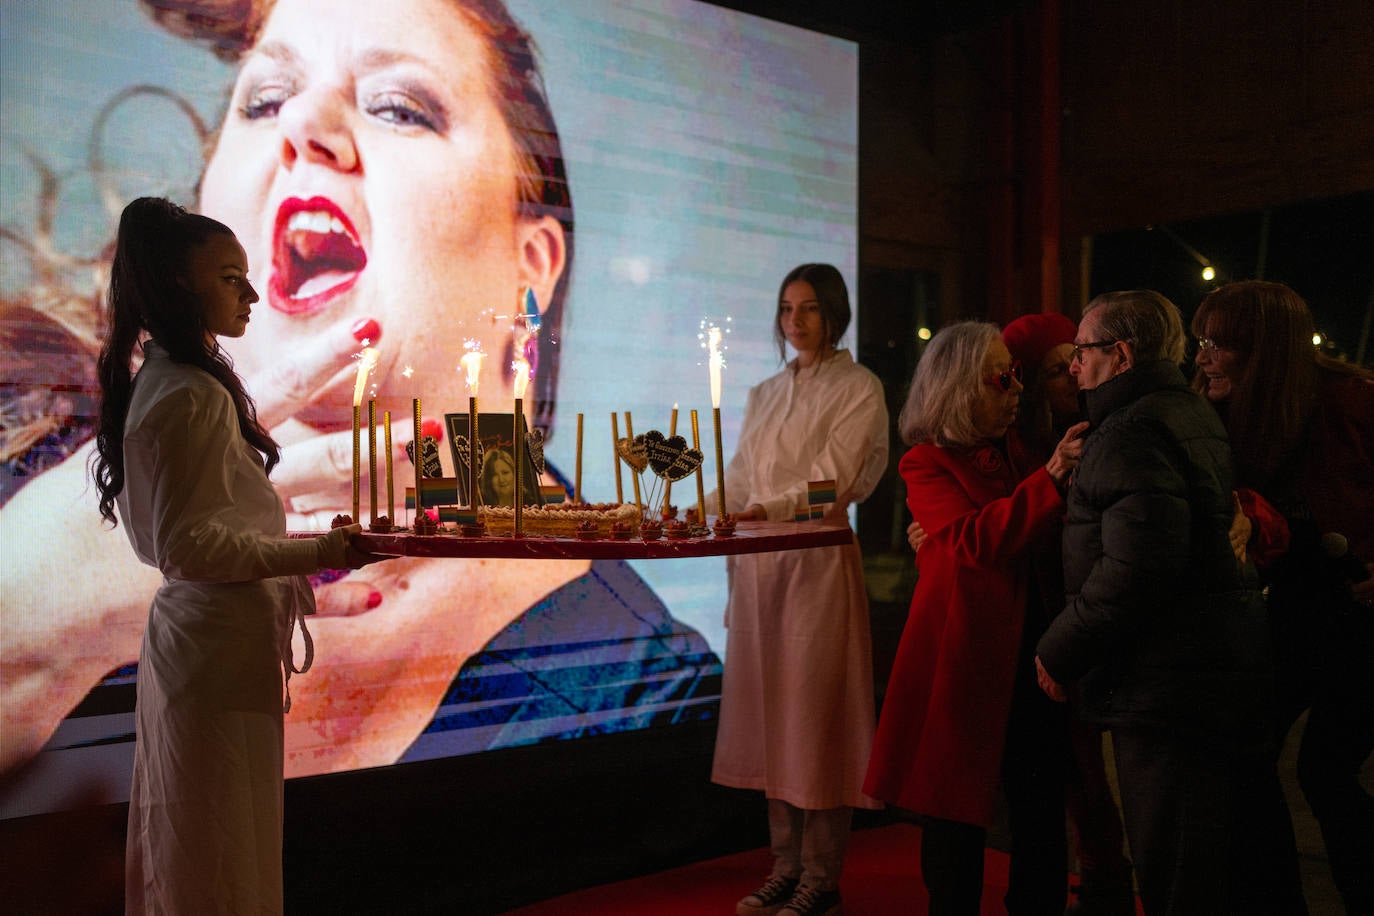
[{"xmin": 1036, "ymin": 360, "xmax": 1272, "ymax": 738}]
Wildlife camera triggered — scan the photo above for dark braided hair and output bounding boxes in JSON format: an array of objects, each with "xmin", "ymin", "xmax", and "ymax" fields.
[{"xmin": 93, "ymin": 197, "xmax": 280, "ymax": 525}]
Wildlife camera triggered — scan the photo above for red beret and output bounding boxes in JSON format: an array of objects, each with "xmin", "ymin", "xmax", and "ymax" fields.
[{"xmin": 1002, "ymin": 313, "xmax": 1077, "ymax": 369}]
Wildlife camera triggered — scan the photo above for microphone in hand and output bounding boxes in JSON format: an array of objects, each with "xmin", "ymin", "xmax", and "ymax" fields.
[{"xmin": 1320, "ymin": 532, "xmax": 1371, "ymax": 584}]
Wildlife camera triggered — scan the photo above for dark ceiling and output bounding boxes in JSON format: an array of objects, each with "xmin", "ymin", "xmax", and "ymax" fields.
[{"xmin": 704, "ymin": 0, "xmax": 1028, "ymax": 45}]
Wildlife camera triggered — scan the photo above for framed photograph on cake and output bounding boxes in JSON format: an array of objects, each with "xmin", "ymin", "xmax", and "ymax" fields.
[{"xmin": 444, "ymin": 412, "xmax": 545, "ymax": 508}]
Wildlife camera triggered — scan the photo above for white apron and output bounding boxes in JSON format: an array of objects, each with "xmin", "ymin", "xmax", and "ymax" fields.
[
  {"xmin": 709, "ymin": 351, "xmax": 888, "ymax": 810},
  {"xmin": 118, "ymin": 343, "xmax": 317, "ymax": 915}
]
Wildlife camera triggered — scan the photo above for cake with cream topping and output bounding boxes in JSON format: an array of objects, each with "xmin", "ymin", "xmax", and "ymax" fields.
[{"xmin": 479, "ymin": 502, "xmax": 641, "ymax": 538}]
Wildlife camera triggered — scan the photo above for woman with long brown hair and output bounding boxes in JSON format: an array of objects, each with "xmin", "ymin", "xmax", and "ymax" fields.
[
  {"xmin": 95, "ymin": 197, "xmax": 377, "ymax": 913},
  {"xmin": 1193, "ymin": 279, "xmax": 1374, "ymax": 915}
]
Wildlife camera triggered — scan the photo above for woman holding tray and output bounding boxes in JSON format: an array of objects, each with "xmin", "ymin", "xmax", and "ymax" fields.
[
  {"xmin": 709, "ymin": 263, "xmax": 888, "ymax": 916},
  {"xmin": 93, "ymin": 197, "xmax": 379, "ymax": 913}
]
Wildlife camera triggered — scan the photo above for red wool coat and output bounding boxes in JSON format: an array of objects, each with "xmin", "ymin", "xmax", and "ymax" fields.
[{"xmin": 864, "ymin": 442, "xmax": 1063, "ymax": 827}]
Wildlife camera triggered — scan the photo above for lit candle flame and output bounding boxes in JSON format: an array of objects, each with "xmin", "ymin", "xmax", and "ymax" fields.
[
  {"xmin": 510, "ymin": 286, "xmax": 539, "ymax": 401},
  {"xmin": 512, "ymin": 351, "xmax": 531, "ymax": 400},
  {"xmin": 352, "ymin": 346, "xmax": 380, "ymax": 407},
  {"xmin": 707, "ymin": 325, "xmax": 724, "ymax": 408},
  {"xmin": 460, "ymin": 339, "xmax": 485, "ymax": 395}
]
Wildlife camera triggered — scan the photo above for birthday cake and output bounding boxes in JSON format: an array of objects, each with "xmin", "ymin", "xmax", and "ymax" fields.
[{"xmin": 479, "ymin": 502, "xmax": 641, "ymax": 537}]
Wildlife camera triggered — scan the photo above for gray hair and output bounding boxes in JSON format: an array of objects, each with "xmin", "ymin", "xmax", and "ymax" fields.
[
  {"xmin": 1083, "ymin": 289, "xmax": 1186, "ymax": 364},
  {"xmin": 898, "ymin": 321, "xmax": 1002, "ymax": 447}
]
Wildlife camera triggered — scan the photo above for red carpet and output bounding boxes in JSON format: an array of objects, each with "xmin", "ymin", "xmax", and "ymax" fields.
[{"xmin": 502, "ymin": 822, "xmax": 1142, "ymax": 915}]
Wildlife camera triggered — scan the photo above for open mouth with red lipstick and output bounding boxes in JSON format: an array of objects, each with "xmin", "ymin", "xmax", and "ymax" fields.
[{"xmin": 269, "ymin": 197, "xmax": 367, "ymax": 315}]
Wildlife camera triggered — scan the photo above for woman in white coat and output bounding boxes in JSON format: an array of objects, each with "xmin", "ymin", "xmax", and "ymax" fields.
[
  {"xmin": 710, "ymin": 263, "xmax": 889, "ymax": 916},
  {"xmin": 92, "ymin": 198, "xmax": 378, "ymax": 914}
]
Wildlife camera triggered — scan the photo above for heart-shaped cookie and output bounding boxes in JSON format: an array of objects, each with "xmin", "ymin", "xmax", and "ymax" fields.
[
  {"xmin": 526, "ymin": 427, "xmax": 546, "ymax": 474},
  {"xmin": 640, "ymin": 430, "xmax": 704, "ymax": 482},
  {"xmin": 406, "ymin": 435, "xmax": 445, "ymax": 478},
  {"xmin": 616, "ymin": 436, "xmax": 648, "ymax": 472}
]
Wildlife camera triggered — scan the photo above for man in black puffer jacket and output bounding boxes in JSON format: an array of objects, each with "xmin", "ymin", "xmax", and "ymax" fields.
[{"xmin": 1035, "ymin": 290, "xmax": 1290, "ymax": 915}]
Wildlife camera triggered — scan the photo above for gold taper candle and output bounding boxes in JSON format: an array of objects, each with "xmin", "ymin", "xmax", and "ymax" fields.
[
  {"xmin": 624, "ymin": 411, "xmax": 642, "ymax": 514},
  {"xmin": 611, "ymin": 412, "xmax": 624, "ymax": 503},
  {"xmin": 575, "ymin": 413, "xmax": 584, "ymax": 503},
  {"xmin": 513, "ymin": 401, "xmax": 523, "ymax": 536},
  {"xmin": 352, "ymin": 404, "xmax": 361, "ymax": 523},
  {"xmin": 368, "ymin": 399, "xmax": 377, "ymax": 525},
  {"xmin": 713, "ymin": 406, "xmax": 726, "ymax": 519},
  {"xmin": 663, "ymin": 404, "xmax": 678, "ymax": 509},
  {"xmin": 691, "ymin": 409, "xmax": 706, "ymax": 521},
  {"xmin": 468, "ymin": 397, "xmax": 480, "ymax": 508},
  {"xmin": 384, "ymin": 410, "xmax": 393, "ymax": 522},
  {"xmin": 412, "ymin": 398, "xmax": 422, "ymax": 528}
]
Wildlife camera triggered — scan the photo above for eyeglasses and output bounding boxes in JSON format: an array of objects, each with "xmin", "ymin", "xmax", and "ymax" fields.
[
  {"xmin": 1195, "ymin": 337, "xmax": 1224, "ymax": 353},
  {"xmin": 983, "ymin": 360, "xmax": 1023, "ymax": 393},
  {"xmin": 1071, "ymin": 340, "xmax": 1118, "ymax": 362}
]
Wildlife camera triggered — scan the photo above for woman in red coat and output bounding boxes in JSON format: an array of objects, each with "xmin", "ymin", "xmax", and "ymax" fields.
[{"xmin": 864, "ymin": 321, "xmax": 1086, "ymax": 915}]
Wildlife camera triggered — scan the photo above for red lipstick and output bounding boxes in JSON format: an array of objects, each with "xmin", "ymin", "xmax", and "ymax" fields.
[{"xmin": 269, "ymin": 196, "xmax": 367, "ymax": 316}]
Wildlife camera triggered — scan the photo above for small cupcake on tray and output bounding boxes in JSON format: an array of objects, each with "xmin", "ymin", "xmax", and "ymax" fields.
[
  {"xmin": 575, "ymin": 519, "xmax": 600, "ymax": 541},
  {"xmin": 664, "ymin": 519, "xmax": 693, "ymax": 540},
  {"xmin": 369, "ymin": 514, "xmax": 395, "ymax": 533},
  {"xmin": 609, "ymin": 520, "xmax": 634, "ymax": 541},
  {"xmin": 413, "ymin": 511, "xmax": 440, "ymax": 536},
  {"xmin": 639, "ymin": 517, "xmax": 664, "ymax": 541},
  {"xmin": 712, "ymin": 513, "xmax": 737, "ymax": 537}
]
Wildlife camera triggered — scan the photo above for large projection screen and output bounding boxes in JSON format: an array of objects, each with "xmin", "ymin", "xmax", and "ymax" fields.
[{"xmin": 0, "ymin": 0, "xmax": 858, "ymax": 818}]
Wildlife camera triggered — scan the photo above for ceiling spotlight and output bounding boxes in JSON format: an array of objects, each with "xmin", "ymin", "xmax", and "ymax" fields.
[
  {"xmin": 917, "ymin": 327, "xmax": 932, "ymax": 341},
  {"xmin": 1201, "ymin": 266, "xmax": 1216, "ymax": 281}
]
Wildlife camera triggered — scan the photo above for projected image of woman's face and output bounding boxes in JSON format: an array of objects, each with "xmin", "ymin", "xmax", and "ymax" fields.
[
  {"xmin": 201, "ymin": 0, "xmax": 546, "ymax": 425},
  {"xmin": 0, "ymin": 0, "xmax": 860, "ymax": 805}
]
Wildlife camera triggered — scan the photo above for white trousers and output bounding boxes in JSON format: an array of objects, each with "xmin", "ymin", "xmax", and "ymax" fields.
[{"xmin": 767, "ymin": 798, "xmax": 853, "ymax": 892}]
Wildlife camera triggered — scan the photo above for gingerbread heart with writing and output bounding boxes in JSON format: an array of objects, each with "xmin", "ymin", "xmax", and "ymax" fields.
[
  {"xmin": 616, "ymin": 436, "xmax": 649, "ymax": 472},
  {"xmin": 640, "ymin": 430, "xmax": 704, "ymax": 482}
]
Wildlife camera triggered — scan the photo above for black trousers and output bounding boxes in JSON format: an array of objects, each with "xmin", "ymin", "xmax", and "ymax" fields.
[
  {"xmin": 1278, "ymin": 612, "xmax": 1374, "ymax": 916},
  {"xmin": 921, "ymin": 643, "xmax": 1069, "ymax": 916},
  {"xmin": 1111, "ymin": 725, "xmax": 1302, "ymax": 916}
]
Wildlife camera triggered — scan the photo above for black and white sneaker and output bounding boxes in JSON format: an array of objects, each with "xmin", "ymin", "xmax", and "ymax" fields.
[
  {"xmin": 736, "ymin": 875, "xmax": 801, "ymax": 916},
  {"xmin": 779, "ymin": 883, "xmax": 842, "ymax": 916}
]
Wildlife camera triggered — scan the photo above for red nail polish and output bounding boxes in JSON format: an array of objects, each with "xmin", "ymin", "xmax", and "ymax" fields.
[
  {"xmin": 351, "ymin": 318, "xmax": 381, "ymax": 344},
  {"xmin": 366, "ymin": 590, "xmax": 383, "ymax": 610}
]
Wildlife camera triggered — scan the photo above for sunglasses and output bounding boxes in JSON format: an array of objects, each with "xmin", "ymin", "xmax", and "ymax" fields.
[{"xmin": 984, "ymin": 360, "xmax": 1023, "ymax": 393}]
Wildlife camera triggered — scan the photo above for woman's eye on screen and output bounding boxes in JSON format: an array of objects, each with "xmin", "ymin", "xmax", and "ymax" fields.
[
  {"xmin": 239, "ymin": 83, "xmax": 292, "ymax": 121},
  {"xmin": 366, "ymin": 90, "xmax": 443, "ymax": 132}
]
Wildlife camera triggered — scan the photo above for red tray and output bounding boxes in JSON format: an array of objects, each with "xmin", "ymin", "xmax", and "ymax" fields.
[{"xmin": 294, "ymin": 520, "xmax": 852, "ymax": 560}]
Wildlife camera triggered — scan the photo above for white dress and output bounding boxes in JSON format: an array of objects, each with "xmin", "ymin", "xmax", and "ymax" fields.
[
  {"xmin": 709, "ymin": 350, "xmax": 888, "ymax": 810},
  {"xmin": 118, "ymin": 342, "xmax": 318, "ymax": 915}
]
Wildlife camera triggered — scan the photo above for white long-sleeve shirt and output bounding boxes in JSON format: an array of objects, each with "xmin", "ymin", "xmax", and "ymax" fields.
[{"xmin": 119, "ymin": 341, "xmax": 314, "ymax": 915}]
